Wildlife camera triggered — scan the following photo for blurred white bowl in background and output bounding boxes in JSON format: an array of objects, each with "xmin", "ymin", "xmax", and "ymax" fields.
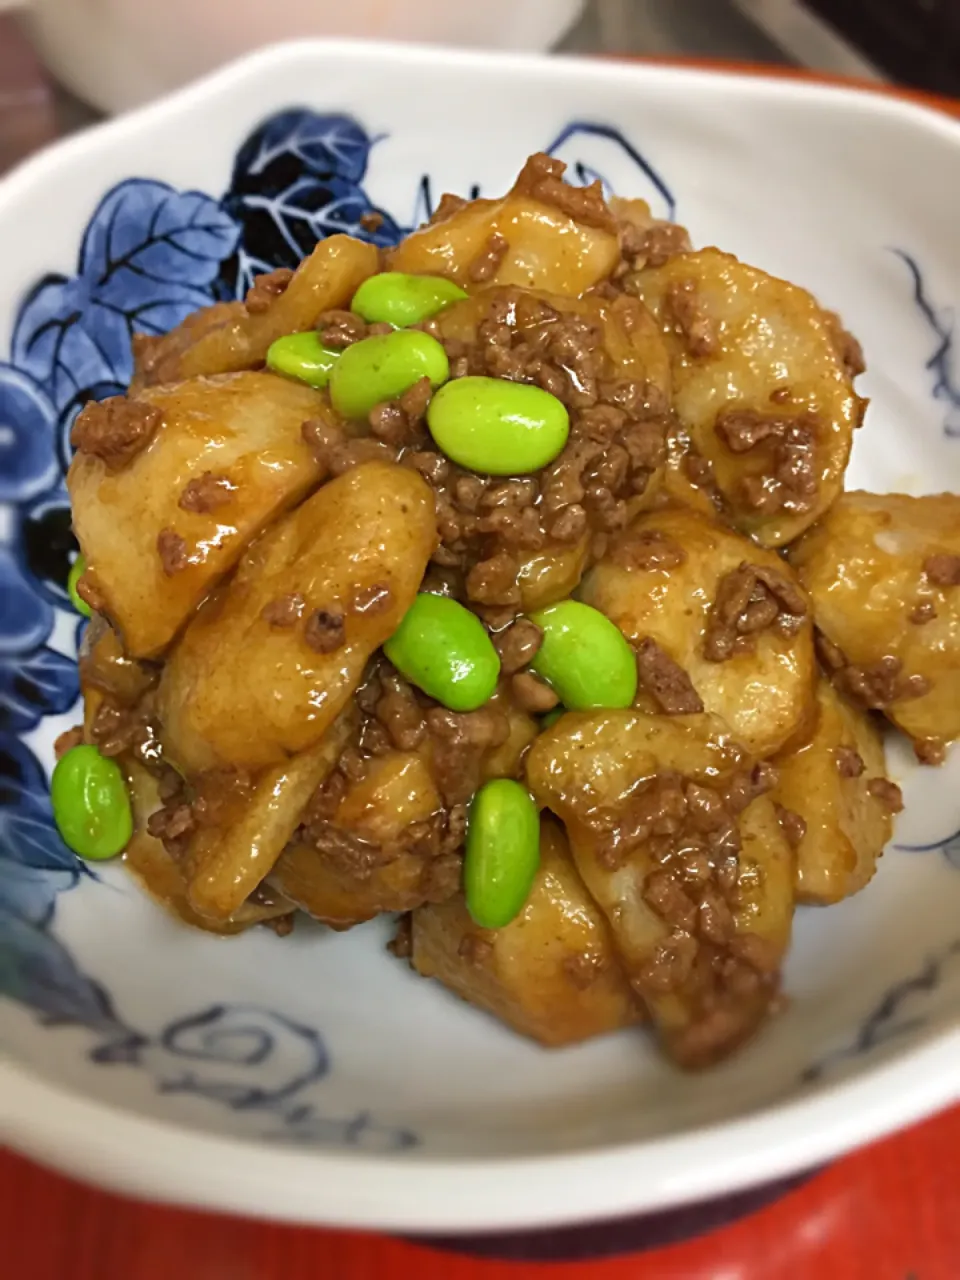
[{"xmin": 4, "ymin": 0, "xmax": 586, "ymax": 113}]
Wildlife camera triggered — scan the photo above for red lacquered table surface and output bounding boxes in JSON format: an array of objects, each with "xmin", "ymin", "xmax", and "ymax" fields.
[
  {"xmin": 1, "ymin": 38, "xmax": 959, "ymax": 1280},
  {"xmin": 2, "ymin": 1104, "xmax": 959, "ymax": 1278}
]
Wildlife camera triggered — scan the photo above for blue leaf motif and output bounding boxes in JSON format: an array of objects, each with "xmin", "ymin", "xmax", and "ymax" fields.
[
  {"xmin": 80, "ymin": 180, "xmax": 239, "ymax": 325},
  {"xmin": 0, "ymin": 547, "xmax": 53, "ymax": 658},
  {"xmin": 11, "ymin": 180, "xmax": 239, "ymax": 422},
  {"xmin": 17, "ymin": 490, "xmax": 76, "ymax": 610},
  {"xmin": 11, "ymin": 273, "xmax": 128, "ymax": 426},
  {"xmin": 0, "ymin": 644, "xmax": 79, "ymax": 734},
  {"xmin": 0, "ymin": 364, "xmax": 59, "ymax": 504},
  {"xmin": 0, "ymin": 733, "xmax": 77, "ymax": 878},
  {"xmin": 0, "ymin": 903, "xmax": 121, "ymax": 1031},
  {"xmin": 232, "ymin": 111, "xmax": 376, "ymax": 188},
  {"xmin": 0, "ymin": 859, "xmax": 73, "ymax": 927},
  {"xmin": 218, "ymin": 111, "xmax": 402, "ymax": 299}
]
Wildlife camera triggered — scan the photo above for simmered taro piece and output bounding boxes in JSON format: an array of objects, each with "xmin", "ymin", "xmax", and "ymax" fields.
[
  {"xmin": 582, "ymin": 505, "xmax": 815, "ymax": 758},
  {"xmin": 411, "ymin": 818, "xmax": 642, "ymax": 1047},
  {"xmin": 527, "ymin": 712, "xmax": 794, "ymax": 1069},
  {"xmin": 773, "ymin": 679, "xmax": 898, "ymax": 905},
  {"xmin": 790, "ymin": 491, "xmax": 960, "ymax": 762},
  {"xmin": 635, "ymin": 249, "xmax": 863, "ymax": 546}
]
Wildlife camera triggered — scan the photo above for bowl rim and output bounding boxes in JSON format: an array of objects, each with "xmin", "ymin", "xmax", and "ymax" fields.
[
  {"xmin": 1, "ymin": 36, "xmax": 959, "ymax": 1231},
  {"xmin": 1, "ymin": 1027, "xmax": 958, "ymax": 1231}
]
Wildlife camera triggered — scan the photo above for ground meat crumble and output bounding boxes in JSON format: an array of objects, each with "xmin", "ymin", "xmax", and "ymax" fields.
[
  {"xmin": 458, "ymin": 935, "xmax": 494, "ymax": 965},
  {"xmin": 305, "ymin": 607, "xmax": 346, "ymax": 654},
  {"xmin": 909, "ymin": 600, "xmax": 937, "ymax": 625},
  {"xmin": 54, "ymin": 726, "xmax": 84, "ymax": 759},
  {"xmin": 617, "ymin": 218, "xmax": 692, "ymax": 272},
  {"xmin": 468, "ymin": 232, "xmax": 509, "ymax": 283},
  {"xmin": 715, "ymin": 407, "xmax": 821, "ymax": 517},
  {"xmin": 664, "ymin": 279, "xmax": 718, "ymax": 358},
  {"xmin": 866, "ymin": 777, "xmax": 904, "ymax": 813},
  {"xmin": 835, "ymin": 746, "xmax": 865, "ymax": 778},
  {"xmin": 510, "ymin": 671, "xmax": 559, "ymax": 714},
  {"xmin": 914, "ymin": 738, "xmax": 947, "ymax": 767},
  {"xmin": 244, "ymin": 267, "xmax": 294, "ymax": 315},
  {"xmin": 71, "ymin": 397, "xmax": 162, "ymax": 471},
  {"xmin": 90, "ymin": 699, "xmax": 161, "ymax": 767},
  {"xmin": 635, "ymin": 637, "xmax": 703, "ymax": 715},
  {"xmin": 609, "ymin": 527, "xmax": 687, "ymax": 572},
  {"xmin": 178, "ymin": 471, "xmax": 234, "ymax": 513},
  {"xmin": 774, "ymin": 804, "xmax": 807, "ymax": 849},
  {"xmin": 261, "ymin": 593, "xmax": 306, "ymax": 628},
  {"xmin": 512, "ymin": 152, "xmax": 617, "ymax": 233},
  {"xmin": 924, "ymin": 554, "xmax": 960, "ymax": 587},
  {"xmin": 75, "ymin": 571, "xmax": 108, "ymax": 615},
  {"xmin": 822, "ymin": 650, "xmax": 930, "ymax": 710},
  {"xmin": 494, "ymin": 618, "xmax": 543, "ymax": 674},
  {"xmin": 156, "ymin": 527, "xmax": 189, "ymax": 576},
  {"xmin": 581, "ymin": 764, "xmax": 781, "ymax": 1066},
  {"xmin": 704, "ymin": 562, "xmax": 808, "ymax": 662}
]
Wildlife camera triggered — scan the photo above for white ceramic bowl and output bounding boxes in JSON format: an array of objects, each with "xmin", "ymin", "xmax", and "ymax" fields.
[{"xmin": 0, "ymin": 41, "xmax": 959, "ymax": 1234}]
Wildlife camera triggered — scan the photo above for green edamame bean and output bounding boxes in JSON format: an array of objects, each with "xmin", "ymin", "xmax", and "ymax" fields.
[
  {"xmin": 464, "ymin": 779, "xmax": 540, "ymax": 929},
  {"xmin": 67, "ymin": 555, "xmax": 91, "ymax": 618},
  {"xmin": 530, "ymin": 600, "xmax": 637, "ymax": 710},
  {"xmin": 51, "ymin": 744, "xmax": 133, "ymax": 862},
  {"xmin": 384, "ymin": 593, "xmax": 499, "ymax": 712},
  {"xmin": 330, "ymin": 330, "xmax": 449, "ymax": 421},
  {"xmin": 540, "ymin": 706, "xmax": 565, "ymax": 730},
  {"xmin": 351, "ymin": 272, "xmax": 467, "ymax": 328},
  {"xmin": 426, "ymin": 376, "xmax": 569, "ymax": 475},
  {"xmin": 266, "ymin": 331, "xmax": 341, "ymax": 389}
]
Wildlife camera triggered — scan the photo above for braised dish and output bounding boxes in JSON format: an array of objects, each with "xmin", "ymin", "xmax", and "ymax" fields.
[{"xmin": 60, "ymin": 154, "xmax": 960, "ymax": 1070}]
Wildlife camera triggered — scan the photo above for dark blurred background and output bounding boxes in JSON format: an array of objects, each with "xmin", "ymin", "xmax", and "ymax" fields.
[{"xmin": 0, "ymin": 0, "xmax": 957, "ymax": 178}]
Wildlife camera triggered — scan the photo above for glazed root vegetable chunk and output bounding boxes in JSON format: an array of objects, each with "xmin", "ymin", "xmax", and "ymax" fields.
[
  {"xmin": 634, "ymin": 249, "xmax": 863, "ymax": 546},
  {"xmin": 269, "ymin": 750, "xmax": 459, "ymax": 928},
  {"xmin": 388, "ymin": 154, "xmax": 621, "ymax": 297},
  {"xmin": 132, "ymin": 234, "xmax": 380, "ymax": 385},
  {"xmin": 581, "ymin": 505, "xmax": 816, "ymax": 759},
  {"xmin": 773, "ymin": 680, "xmax": 898, "ymax": 905},
  {"xmin": 158, "ymin": 462, "xmax": 437, "ymax": 775},
  {"xmin": 123, "ymin": 764, "xmax": 297, "ymax": 935},
  {"xmin": 68, "ymin": 372, "xmax": 331, "ymax": 657},
  {"xmin": 789, "ymin": 491, "xmax": 960, "ymax": 762},
  {"xmin": 183, "ymin": 711, "xmax": 358, "ymax": 921},
  {"xmin": 526, "ymin": 712, "xmax": 795, "ymax": 1068},
  {"xmin": 411, "ymin": 818, "xmax": 642, "ymax": 1047}
]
